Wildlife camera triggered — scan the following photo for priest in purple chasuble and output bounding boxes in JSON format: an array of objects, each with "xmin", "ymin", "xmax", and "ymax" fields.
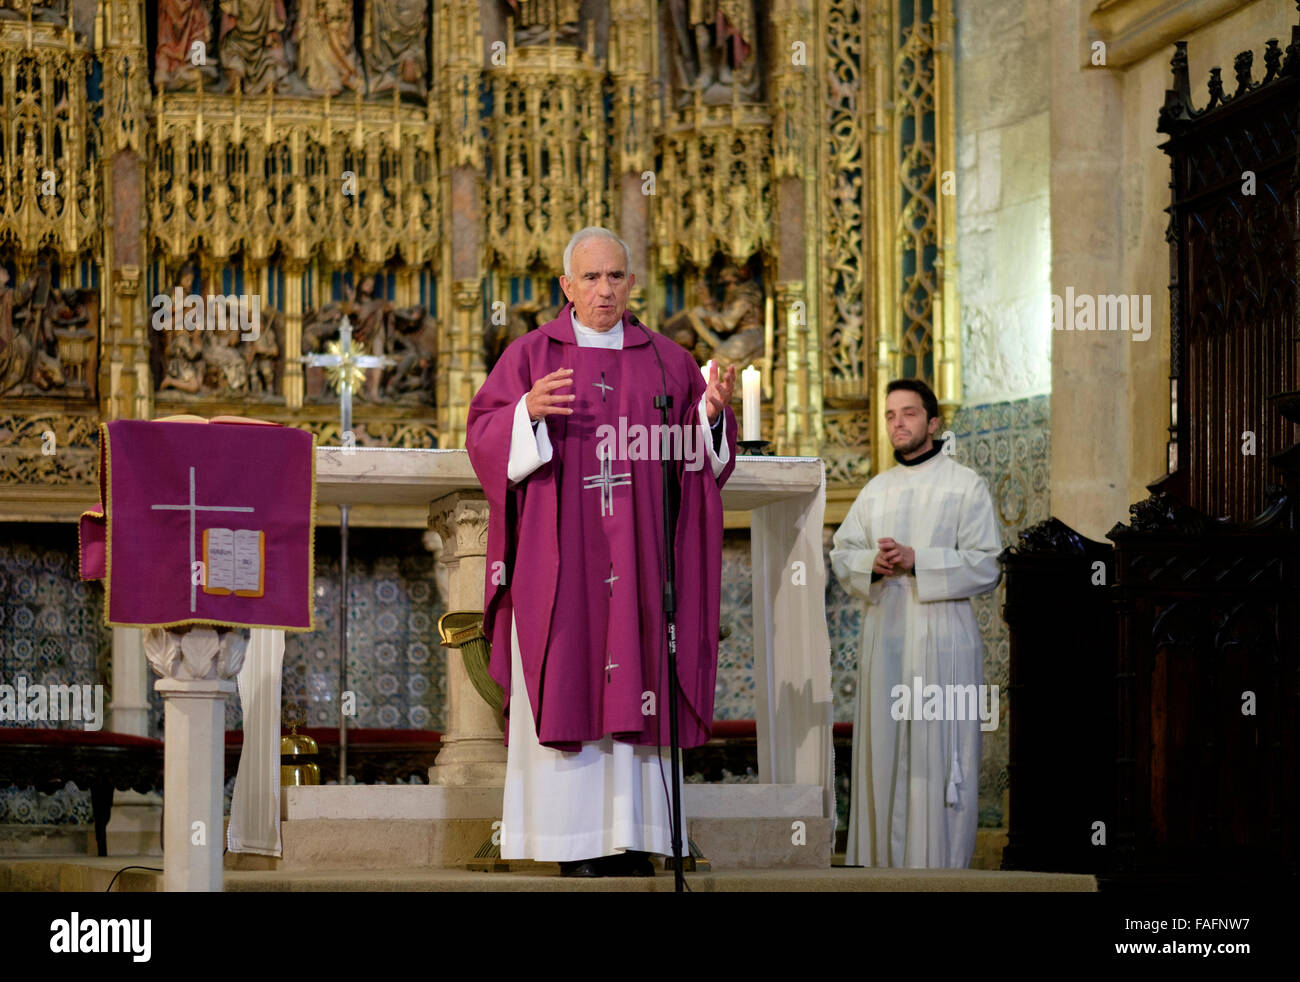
[{"xmin": 466, "ymin": 227, "xmax": 738, "ymax": 877}]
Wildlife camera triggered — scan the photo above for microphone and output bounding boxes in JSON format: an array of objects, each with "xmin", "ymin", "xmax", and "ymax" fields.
[{"xmin": 635, "ymin": 317, "xmax": 687, "ymax": 892}]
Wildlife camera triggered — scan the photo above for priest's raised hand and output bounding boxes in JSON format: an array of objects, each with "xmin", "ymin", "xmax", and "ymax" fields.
[
  {"xmin": 526, "ymin": 368, "xmax": 575, "ymax": 421},
  {"xmin": 704, "ymin": 361, "xmax": 737, "ymax": 423}
]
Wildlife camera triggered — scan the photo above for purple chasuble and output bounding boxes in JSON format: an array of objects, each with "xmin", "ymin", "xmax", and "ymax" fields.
[{"xmin": 467, "ymin": 305, "xmax": 738, "ymax": 751}]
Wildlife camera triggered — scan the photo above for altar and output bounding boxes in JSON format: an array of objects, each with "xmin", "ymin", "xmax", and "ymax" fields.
[{"xmin": 247, "ymin": 446, "xmax": 836, "ymax": 873}]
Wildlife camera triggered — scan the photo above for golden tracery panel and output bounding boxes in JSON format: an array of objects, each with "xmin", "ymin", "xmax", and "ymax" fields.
[{"xmin": 0, "ymin": 0, "xmax": 960, "ymax": 518}]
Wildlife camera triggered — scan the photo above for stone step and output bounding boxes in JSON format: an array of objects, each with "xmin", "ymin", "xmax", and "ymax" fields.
[
  {"xmin": 280, "ymin": 782, "xmax": 824, "ymax": 821},
  {"xmin": 225, "ymin": 813, "xmax": 832, "ymax": 872}
]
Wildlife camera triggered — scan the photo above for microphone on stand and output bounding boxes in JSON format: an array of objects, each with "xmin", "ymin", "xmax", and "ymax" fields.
[{"xmin": 635, "ymin": 315, "xmax": 688, "ymax": 895}]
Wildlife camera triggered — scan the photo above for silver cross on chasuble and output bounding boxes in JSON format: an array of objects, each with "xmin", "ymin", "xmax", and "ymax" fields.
[{"xmin": 582, "ymin": 449, "xmax": 632, "ymax": 518}]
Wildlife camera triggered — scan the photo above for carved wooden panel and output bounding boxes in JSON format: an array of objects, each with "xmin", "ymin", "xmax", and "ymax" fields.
[{"xmin": 1159, "ymin": 37, "xmax": 1300, "ymax": 521}]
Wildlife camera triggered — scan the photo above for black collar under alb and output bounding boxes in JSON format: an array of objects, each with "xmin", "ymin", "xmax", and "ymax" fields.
[{"xmin": 894, "ymin": 438, "xmax": 944, "ymax": 467}]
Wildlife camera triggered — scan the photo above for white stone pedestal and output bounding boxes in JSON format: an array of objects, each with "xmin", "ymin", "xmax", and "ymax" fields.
[
  {"xmin": 156, "ymin": 678, "xmax": 236, "ymax": 891},
  {"xmin": 145, "ymin": 625, "xmax": 246, "ymax": 892}
]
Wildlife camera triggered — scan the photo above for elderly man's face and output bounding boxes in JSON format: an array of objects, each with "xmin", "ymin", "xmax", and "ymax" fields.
[{"xmin": 560, "ymin": 237, "xmax": 634, "ymax": 332}]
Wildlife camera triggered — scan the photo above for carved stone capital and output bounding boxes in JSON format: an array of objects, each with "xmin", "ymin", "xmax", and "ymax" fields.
[
  {"xmin": 774, "ymin": 280, "xmax": 806, "ymax": 306},
  {"xmin": 429, "ymin": 492, "xmax": 490, "ymax": 563},
  {"xmin": 116, "ymin": 265, "xmax": 141, "ymax": 297},
  {"xmin": 143, "ymin": 626, "xmax": 248, "ymax": 681},
  {"xmin": 452, "ymin": 279, "xmax": 482, "ymax": 311}
]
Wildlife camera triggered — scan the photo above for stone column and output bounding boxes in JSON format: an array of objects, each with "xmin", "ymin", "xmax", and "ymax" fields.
[
  {"xmin": 1049, "ymin": 0, "xmax": 1129, "ymax": 538},
  {"xmin": 446, "ymin": 278, "xmax": 484, "ymax": 449},
  {"xmin": 610, "ymin": 0, "xmax": 653, "ymax": 323},
  {"xmin": 143, "ymin": 627, "xmax": 246, "ymax": 892},
  {"xmin": 282, "ymin": 260, "xmax": 307, "ymax": 409},
  {"xmin": 770, "ymin": 0, "xmax": 817, "ymax": 457},
  {"xmin": 99, "ymin": 0, "xmax": 151, "ymax": 423},
  {"xmin": 427, "ymin": 492, "xmax": 506, "ymax": 786}
]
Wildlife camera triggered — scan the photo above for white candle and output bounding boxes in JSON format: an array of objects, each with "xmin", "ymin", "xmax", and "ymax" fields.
[
  {"xmin": 742, "ymin": 364, "xmax": 761, "ymax": 441},
  {"xmin": 701, "ymin": 359, "xmax": 713, "ymax": 383}
]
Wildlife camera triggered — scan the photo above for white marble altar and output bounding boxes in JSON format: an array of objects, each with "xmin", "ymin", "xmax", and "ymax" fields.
[{"xmin": 314, "ymin": 447, "xmax": 835, "ymax": 826}]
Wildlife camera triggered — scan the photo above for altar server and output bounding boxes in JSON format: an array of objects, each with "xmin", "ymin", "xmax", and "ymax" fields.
[{"xmin": 831, "ymin": 378, "xmax": 1002, "ymax": 868}]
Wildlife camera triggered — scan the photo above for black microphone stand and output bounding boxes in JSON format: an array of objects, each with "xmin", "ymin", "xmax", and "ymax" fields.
[{"xmin": 653, "ymin": 391, "xmax": 687, "ymax": 894}]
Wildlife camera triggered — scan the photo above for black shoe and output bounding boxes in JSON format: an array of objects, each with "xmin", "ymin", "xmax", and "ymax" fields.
[
  {"xmin": 559, "ymin": 859, "xmax": 604, "ymax": 878},
  {"xmin": 601, "ymin": 851, "xmax": 656, "ymax": 877}
]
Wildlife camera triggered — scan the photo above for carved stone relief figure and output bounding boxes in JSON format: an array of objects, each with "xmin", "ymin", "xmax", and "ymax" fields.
[
  {"xmin": 48, "ymin": 288, "xmax": 96, "ymax": 394},
  {"xmin": 504, "ymin": 0, "xmax": 583, "ymax": 48},
  {"xmin": 663, "ymin": 262, "xmax": 763, "ymax": 370},
  {"xmin": 0, "ymin": 267, "xmax": 30, "ymax": 395},
  {"xmin": 383, "ymin": 305, "xmax": 437, "ymax": 403},
  {"xmin": 301, "ymin": 299, "xmax": 345, "ymax": 358},
  {"xmin": 364, "ymin": 0, "xmax": 427, "ymax": 99},
  {"xmin": 246, "ymin": 309, "xmax": 281, "ymax": 396},
  {"xmin": 158, "ymin": 325, "xmax": 205, "ymax": 394},
  {"xmin": 483, "ymin": 298, "xmax": 557, "ymax": 373},
  {"xmin": 0, "ymin": 1, "xmax": 65, "ymax": 24},
  {"xmin": 218, "ymin": 0, "xmax": 292, "ymax": 95},
  {"xmin": 666, "ymin": 0, "xmax": 761, "ymax": 106},
  {"xmin": 0, "ymin": 263, "xmax": 76, "ymax": 396},
  {"xmin": 155, "ymin": 0, "xmax": 219, "ymax": 91},
  {"xmin": 294, "ymin": 0, "xmax": 364, "ymax": 96},
  {"xmin": 203, "ymin": 327, "xmax": 249, "ymax": 395},
  {"xmin": 349, "ymin": 274, "xmax": 392, "ymax": 359},
  {"xmin": 156, "ymin": 266, "xmax": 202, "ymax": 394}
]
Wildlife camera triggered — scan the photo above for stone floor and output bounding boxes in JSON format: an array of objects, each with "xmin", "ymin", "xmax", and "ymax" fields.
[{"xmin": 0, "ymin": 854, "xmax": 1094, "ymax": 893}]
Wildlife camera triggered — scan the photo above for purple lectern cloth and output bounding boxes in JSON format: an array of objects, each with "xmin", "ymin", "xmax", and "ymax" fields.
[
  {"xmin": 467, "ymin": 305, "xmax": 738, "ymax": 751},
  {"xmin": 80, "ymin": 419, "xmax": 316, "ymax": 631}
]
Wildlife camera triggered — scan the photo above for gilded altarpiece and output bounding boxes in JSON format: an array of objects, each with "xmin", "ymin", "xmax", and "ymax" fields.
[{"xmin": 0, "ymin": 0, "xmax": 958, "ymax": 524}]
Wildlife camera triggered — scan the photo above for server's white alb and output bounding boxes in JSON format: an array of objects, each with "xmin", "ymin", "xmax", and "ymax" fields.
[{"xmin": 831, "ymin": 450, "xmax": 1002, "ymax": 868}]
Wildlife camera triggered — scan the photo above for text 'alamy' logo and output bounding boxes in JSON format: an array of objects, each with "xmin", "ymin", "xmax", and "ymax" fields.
[
  {"xmin": 890, "ymin": 676, "xmax": 1000, "ymax": 732},
  {"xmin": 150, "ymin": 289, "xmax": 261, "ymax": 342},
  {"xmin": 49, "ymin": 912, "xmax": 151, "ymax": 962},
  {"xmin": 0, "ymin": 676, "xmax": 104, "ymax": 731},
  {"xmin": 595, "ymin": 417, "xmax": 710, "ymax": 473}
]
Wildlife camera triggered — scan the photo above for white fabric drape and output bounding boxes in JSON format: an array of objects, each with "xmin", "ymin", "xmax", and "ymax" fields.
[
  {"xmin": 749, "ymin": 460, "xmax": 836, "ymax": 841},
  {"xmin": 226, "ymin": 627, "xmax": 284, "ymax": 856}
]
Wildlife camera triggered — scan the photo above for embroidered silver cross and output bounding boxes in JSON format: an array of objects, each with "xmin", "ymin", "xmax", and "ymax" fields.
[
  {"xmin": 604, "ymin": 564, "xmax": 619, "ymax": 596},
  {"xmin": 582, "ymin": 449, "xmax": 632, "ymax": 518},
  {"xmin": 593, "ymin": 372, "xmax": 613, "ymax": 401}
]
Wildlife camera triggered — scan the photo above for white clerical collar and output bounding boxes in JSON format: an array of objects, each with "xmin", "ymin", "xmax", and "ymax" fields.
[{"xmin": 571, "ymin": 309, "xmax": 623, "ymax": 344}]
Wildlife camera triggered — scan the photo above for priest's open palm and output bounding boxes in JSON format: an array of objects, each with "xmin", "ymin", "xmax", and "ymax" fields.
[
  {"xmin": 526, "ymin": 368, "xmax": 575, "ymax": 421},
  {"xmin": 705, "ymin": 362, "xmax": 736, "ymax": 422}
]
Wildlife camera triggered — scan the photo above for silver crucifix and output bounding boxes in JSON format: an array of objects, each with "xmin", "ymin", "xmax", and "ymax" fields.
[{"xmin": 299, "ymin": 315, "xmax": 395, "ymax": 444}]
